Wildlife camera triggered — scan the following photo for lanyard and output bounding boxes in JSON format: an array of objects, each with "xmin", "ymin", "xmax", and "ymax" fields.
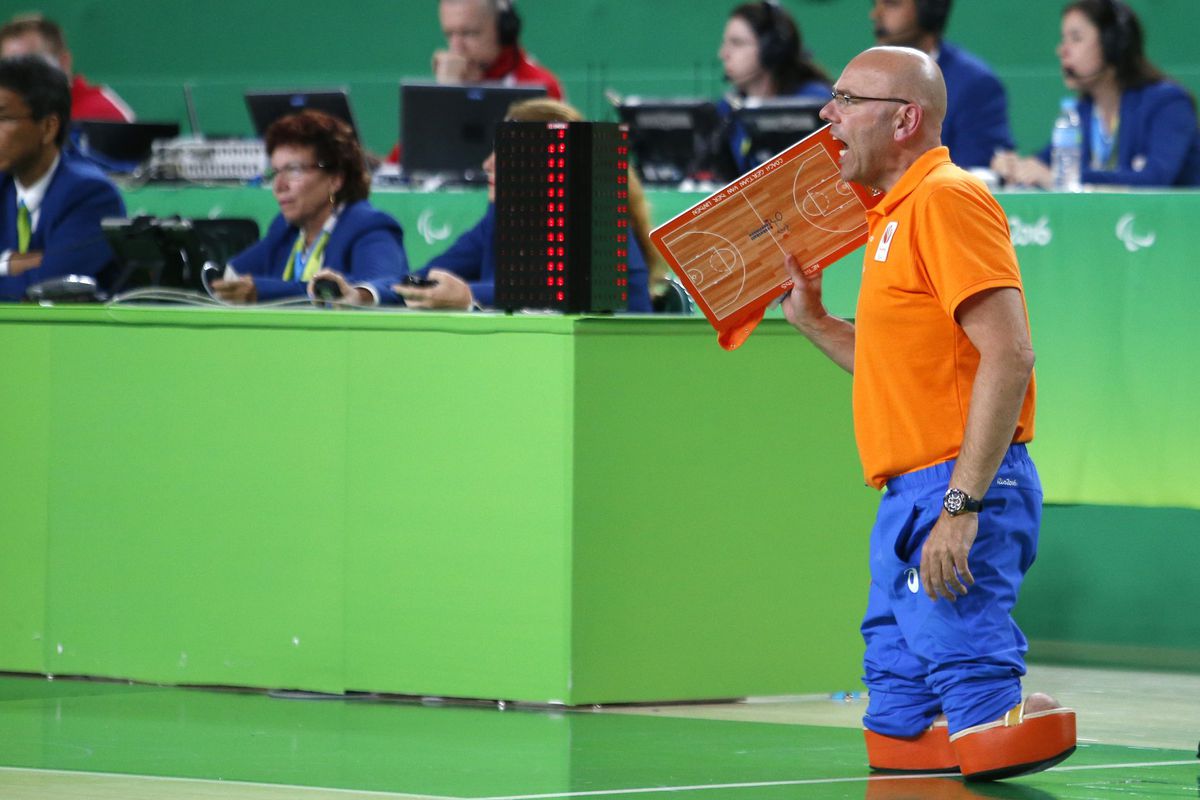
[
  {"xmin": 283, "ymin": 229, "xmax": 331, "ymax": 282},
  {"xmin": 282, "ymin": 209, "xmax": 340, "ymax": 282},
  {"xmin": 1090, "ymin": 108, "xmax": 1119, "ymax": 171}
]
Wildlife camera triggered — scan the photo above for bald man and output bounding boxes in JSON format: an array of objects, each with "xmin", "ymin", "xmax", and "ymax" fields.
[{"xmin": 782, "ymin": 47, "xmax": 1076, "ymax": 781}]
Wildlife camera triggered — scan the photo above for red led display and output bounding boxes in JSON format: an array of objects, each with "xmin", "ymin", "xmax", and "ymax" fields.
[{"xmin": 494, "ymin": 121, "xmax": 626, "ymax": 312}]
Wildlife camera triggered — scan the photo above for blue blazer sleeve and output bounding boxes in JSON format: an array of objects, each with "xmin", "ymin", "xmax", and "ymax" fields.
[
  {"xmin": 1083, "ymin": 83, "xmax": 1200, "ymax": 187},
  {"xmin": 0, "ymin": 156, "xmax": 124, "ymax": 300},
  {"xmin": 230, "ymin": 202, "xmax": 410, "ymax": 303},
  {"xmin": 626, "ymin": 236, "xmax": 652, "ymax": 313},
  {"xmin": 322, "ymin": 201, "xmax": 410, "ymax": 303},
  {"xmin": 424, "ymin": 205, "xmax": 494, "ymax": 307},
  {"xmin": 228, "ymin": 214, "xmax": 297, "ymax": 301},
  {"xmin": 424, "ymin": 204, "xmax": 651, "ymax": 311}
]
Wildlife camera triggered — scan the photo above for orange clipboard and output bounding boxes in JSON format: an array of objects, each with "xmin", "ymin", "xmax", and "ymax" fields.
[{"xmin": 650, "ymin": 125, "xmax": 881, "ymax": 350}]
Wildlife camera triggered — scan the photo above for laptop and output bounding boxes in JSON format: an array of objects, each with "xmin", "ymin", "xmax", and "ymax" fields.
[
  {"xmin": 732, "ymin": 97, "xmax": 826, "ymax": 174},
  {"xmin": 244, "ymin": 88, "xmax": 358, "ymax": 139},
  {"xmin": 400, "ymin": 81, "xmax": 546, "ymax": 183},
  {"xmin": 614, "ymin": 97, "xmax": 725, "ymax": 184},
  {"xmin": 73, "ymin": 120, "xmax": 181, "ymax": 170}
]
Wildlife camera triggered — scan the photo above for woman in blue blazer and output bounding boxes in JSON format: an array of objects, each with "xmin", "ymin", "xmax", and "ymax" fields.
[
  {"xmin": 214, "ymin": 110, "xmax": 409, "ymax": 304},
  {"xmin": 992, "ymin": 0, "xmax": 1200, "ymax": 188}
]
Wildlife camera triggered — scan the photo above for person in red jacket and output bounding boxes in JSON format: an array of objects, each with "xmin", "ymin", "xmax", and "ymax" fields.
[
  {"xmin": 0, "ymin": 14, "xmax": 134, "ymax": 123},
  {"xmin": 388, "ymin": 0, "xmax": 563, "ymax": 163},
  {"xmin": 434, "ymin": 0, "xmax": 563, "ymax": 98}
]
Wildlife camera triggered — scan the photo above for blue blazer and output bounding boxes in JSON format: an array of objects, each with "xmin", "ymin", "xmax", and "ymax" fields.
[
  {"xmin": 230, "ymin": 199, "xmax": 410, "ymax": 302},
  {"xmin": 0, "ymin": 151, "xmax": 125, "ymax": 300},
  {"xmin": 422, "ymin": 203, "xmax": 652, "ymax": 312},
  {"xmin": 717, "ymin": 80, "xmax": 832, "ymax": 177},
  {"xmin": 1037, "ymin": 82, "xmax": 1200, "ymax": 187},
  {"xmin": 938, "ymin": 41, "xmax": 1015, "ymax": 169}
]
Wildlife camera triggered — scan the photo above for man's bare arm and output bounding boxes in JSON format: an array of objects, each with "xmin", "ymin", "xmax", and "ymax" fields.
[{"xmin": 781, "ymin": 254, "xmax": 855, "ymax": 373}]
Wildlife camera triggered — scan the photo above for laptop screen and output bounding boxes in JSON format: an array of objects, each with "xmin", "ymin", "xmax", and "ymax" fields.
[
  {"xmin": 244, "ymin": 88, "xmax": 358, "ymax": 139},
  {"xmin": 733, "ymin": 97, "xmax": 826, "ymax": 173},
  {"xmin": 75, "ymin": 121, "xmax": 181, "ymax": 163},
  {"xmin": 614, "ymin": 98, "xmax": 724, "ymax": 185},
  {"xmin": 400, "ymin": 81, "xmax": 547, "ymax": 183}
]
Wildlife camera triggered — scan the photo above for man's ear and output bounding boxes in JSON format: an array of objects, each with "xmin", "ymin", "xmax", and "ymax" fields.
[
  {"xmin": 893, "ymin": 104, "xmax": 924, "ymax": 143},
  {"xmin": 39, "ymin": 113, "xmax": 61, "ymax": 148}
]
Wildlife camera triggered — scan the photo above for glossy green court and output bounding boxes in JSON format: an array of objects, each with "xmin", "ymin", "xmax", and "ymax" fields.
[{"xmin": 1, "ymin": 666, "xmax": 1196, "ymax": 799}]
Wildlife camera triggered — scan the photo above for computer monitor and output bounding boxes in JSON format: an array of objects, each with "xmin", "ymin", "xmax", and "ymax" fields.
[
  {"xmin": 74, "ymin": 120, "xmax": 181, "ymax": 168},
  {"xmin": 244, "ymin": 88, "xmax": 358, "ymax": 139},
  {"xmin": 615, "ymin": 97, "xmax": 725, "ymax": 185},
  {"xmin": 400, "ymin": 81, "xmax": 546, "ymax": 183},
  {"xmin": 732, "ymin": 97, "xmax": 826, "ymax": 174}
]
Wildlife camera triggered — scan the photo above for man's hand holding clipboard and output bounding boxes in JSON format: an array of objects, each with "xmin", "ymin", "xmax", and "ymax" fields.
[{"xmin": 651, "ymin": 125, "xmax": 881, "ymax": 350}]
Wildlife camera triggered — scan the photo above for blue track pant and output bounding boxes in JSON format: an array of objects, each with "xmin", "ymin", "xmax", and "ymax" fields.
[{"xmin": 861, "ymin": 444, "xmax": 1042, "ymax": 737}]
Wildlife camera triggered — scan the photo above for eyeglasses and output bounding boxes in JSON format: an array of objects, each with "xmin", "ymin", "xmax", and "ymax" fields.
[
  {"xmin": 829, "ymin": 90, "xmax": 912, "ymax": 108},
  {"xmin": 0, "ymin": 114, "xmax": 34, "ymax": 125},
  {"xmin": 263, "ymin": 161, "xmax": 327, "ymax": 181}
]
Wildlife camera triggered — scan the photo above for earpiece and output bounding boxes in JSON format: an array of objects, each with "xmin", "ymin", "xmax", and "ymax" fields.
[
  {"xmin": 756, "ymin": 0, "xmax": 796, "ymax": 72},
  {"xmin": 496, "ymin": 0, "xmax": 522, "ymax": 47},
  {"xmin": 1099, "ymin": 0, "xmax": 1135, "ymax": 66}
]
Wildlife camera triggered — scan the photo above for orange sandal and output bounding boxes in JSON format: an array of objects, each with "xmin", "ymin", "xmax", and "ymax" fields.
[
  {"xmin": 950, "ymin": 700, "xmax": 1076, "ymax": 781},
  {"xmin": 865, "ymin": 720, "xmax": 959, "ymax": 774}
]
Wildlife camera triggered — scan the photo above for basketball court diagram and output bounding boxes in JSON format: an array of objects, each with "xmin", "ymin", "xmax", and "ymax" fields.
[{"xmin": 653, "ymin": 128, "xmax": 879, "ymax": 323}]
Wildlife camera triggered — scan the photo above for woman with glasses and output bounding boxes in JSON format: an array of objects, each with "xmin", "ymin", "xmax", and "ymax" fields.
[
  {"xmin": 213, "ymin": 109, "xmax": 410, "ymax": 304},
  {"xmin": 991, "ymin": 0, "xmax": 1200, "ymax": 188},
  {"xmin": 715, "ymin": 1, "xmax": 832, "ymax": 177}
]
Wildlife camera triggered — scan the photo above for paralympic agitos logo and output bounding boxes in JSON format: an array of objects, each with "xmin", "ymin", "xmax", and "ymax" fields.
[{"xmin": 1115, "ymin": 213, "xmax": 1156, "ymax": 252}]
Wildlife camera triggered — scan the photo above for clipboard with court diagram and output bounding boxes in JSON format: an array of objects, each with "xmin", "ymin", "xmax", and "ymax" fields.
[{"xmin": 650, "ymin": 125, "xmax": 881, "ymax": 350}]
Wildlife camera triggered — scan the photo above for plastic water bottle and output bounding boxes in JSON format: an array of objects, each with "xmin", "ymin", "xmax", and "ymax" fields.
[{"xmin": 1050, "ymin": 97, "xmax": 1083, "ymax": 192}]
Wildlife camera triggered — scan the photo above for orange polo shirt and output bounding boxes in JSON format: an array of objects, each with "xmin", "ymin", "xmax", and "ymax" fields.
[{"xmin": 853, "ymin": 147, "xmax": 1035, "ymax": 489}]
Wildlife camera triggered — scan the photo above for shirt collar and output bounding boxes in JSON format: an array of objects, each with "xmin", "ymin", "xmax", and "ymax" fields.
[
  {"xmin": 15, "ymin": 152, "xmax": 62, "ymax": 214},
  {"xmin": 868, "ymin": 146, "xmax": 951, "ymax": 218}
]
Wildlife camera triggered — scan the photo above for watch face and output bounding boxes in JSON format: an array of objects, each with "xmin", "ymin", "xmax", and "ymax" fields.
[{"xmin": 944, "ymin": 488, "xmax": 965, "ymax": 515}]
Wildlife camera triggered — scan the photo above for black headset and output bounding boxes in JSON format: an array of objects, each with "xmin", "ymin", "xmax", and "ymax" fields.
[
  {"xmin": 1099, "ymin": 0, "xmax": 1135, "ymax": 66},
  {"xmin": 916, "ymin": 0, "xmax": 952, "ymax": 35},
  {"xmin": 756, "ymin": 0, "xmax": 797, "ymax": 71},
  {"xmin": 496, "ymin": 0, "xmax": 522, "ymax": 47}
]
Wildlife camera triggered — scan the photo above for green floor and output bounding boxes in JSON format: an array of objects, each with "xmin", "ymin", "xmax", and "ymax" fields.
[{"xmin": 0, "ymin": 674, "xmax": 1195, "ymax": 799}]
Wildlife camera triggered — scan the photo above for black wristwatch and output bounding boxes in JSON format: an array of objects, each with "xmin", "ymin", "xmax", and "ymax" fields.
[{"xmin": 943, "ymin": 487, "xmax": 983, "ymax": 516}]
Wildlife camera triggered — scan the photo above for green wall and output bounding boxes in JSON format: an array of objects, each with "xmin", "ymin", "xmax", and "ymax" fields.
[
  {"xmin": 1018, "ymin": 504, "xmax": 1200, "ymax": 672},
  {"xmin": 16, "ymin": 0, "xmax": 1200, "ymax": 158}
]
